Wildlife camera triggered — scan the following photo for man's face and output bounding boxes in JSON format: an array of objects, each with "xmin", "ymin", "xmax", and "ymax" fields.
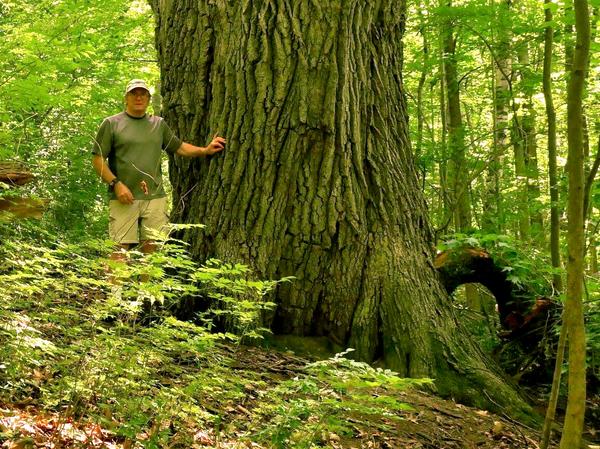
[{"xmin": 125, "ymin": 88, "xmax": 150, "ymax": 115}]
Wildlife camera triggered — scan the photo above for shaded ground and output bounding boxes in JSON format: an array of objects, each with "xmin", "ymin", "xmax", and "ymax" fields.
[
  {"xmin": 232, "ymin": 347, "xmax": 553, "ymax": 449},
  {"xmin": 0, "ymin": 236, "xmax": 582, "ymax": 449},
  {"xmin": 0, "ymin": 344, "xmax": 558, "ymax": 449}
]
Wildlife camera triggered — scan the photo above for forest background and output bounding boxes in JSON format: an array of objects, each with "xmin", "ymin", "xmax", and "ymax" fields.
[{"xmin": 0, "ymin": 0, "xmax": 600, "ymax": 447}]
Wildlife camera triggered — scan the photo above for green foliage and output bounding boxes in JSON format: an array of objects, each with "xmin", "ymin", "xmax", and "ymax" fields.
[
  {"xmin": 0, "ymin": 0, "xmax": 159, "ymax": 238},
  {"xmin": 0, "ymin": 222, "xmax": 279, "ymax": 446},
  {"xmin": 437, "ymin": 233, "xmax": 562, "ymax": 371},
  {"xmin": 402, "ymin": 0, "xmax": 590, "ymax": 241},
  {"xmin": 583, "ymin": 275, "xmax": 600, "ymax": 377},
  {"xmin": 191, "ymin": 258, "xmax": 291, "ymax": 341},
  {"xmin": 251, "ymin": 350, "xmax": 432, "ymax": 448},
  {"xmin": 0, "ymin": 223, "xmax": 433, "ymax": 447},
  {"xmin": 453, "ymin": 289, "xmax": 502, "ymax": 352}
]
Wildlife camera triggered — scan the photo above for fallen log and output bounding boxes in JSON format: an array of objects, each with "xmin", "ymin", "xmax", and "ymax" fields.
[
  {"xmin": 0, "ymin": 162, "xmax": 47, "ymax": 219},
  {"xmin": 0, "ymin": 162, "xmax": 34, "ymax": 186},
  {"xmin": 0, "ymin": 197, "xmax": 49, "ymax": 219},
  {"xmin": 434, "ymin": 246, "xmax": 559, "ymax": 348}
]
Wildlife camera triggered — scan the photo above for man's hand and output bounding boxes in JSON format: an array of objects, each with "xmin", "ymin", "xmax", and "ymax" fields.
[
  {"xmin": 176, "ymin": 135, "xmax": 227, "ymax": 158},
  {"xmin": 115, "ymin": 182, "xmax": 134, "ymax": 205},
  {"xmin": 204, "ymin": 135, "xmax": 226, "ymax": 156}
]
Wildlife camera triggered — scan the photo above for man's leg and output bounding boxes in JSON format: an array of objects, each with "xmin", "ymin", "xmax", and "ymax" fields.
[
  {"xmin": 136, "ymin": 198, "xmax": 169, "ymax": 314},
  {"xmin": 139, "ymin": 197, "xmax": 169, "ymax": 281},
  {"xmin": 139, "ymin": 197, "xmax": 169, "ymax": 254},
  {"xmin": 138, "ymin": 241, "xmax": 156, "ymax": 283},
  {"xmin": 109, "ymin": 200, "xmax": 140, "ymax": 248},
  {"xmin": 107, "ymin": 244, "xmax": 131, "ymax": 301},
  {"xmin": 108, "ymin": 200, "xmax": 140, "ymax": 288},
  {"xmin": 110, "ymin": 243, "xmax": 131, "ymax": 260}
]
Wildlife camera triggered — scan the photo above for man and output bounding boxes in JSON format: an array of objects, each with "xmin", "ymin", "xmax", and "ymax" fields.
[{"xmin": 92, "ymin": 79, "xmax": 225, "ymax": 256}]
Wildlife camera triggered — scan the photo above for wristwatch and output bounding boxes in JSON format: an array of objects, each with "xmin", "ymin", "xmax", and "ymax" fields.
[{"xmin": 108, "ymin": 177, "xmax": 119, "ymax": 189}]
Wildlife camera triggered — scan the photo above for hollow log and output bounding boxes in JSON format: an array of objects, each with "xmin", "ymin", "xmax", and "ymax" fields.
[{"xmin": 435, "ymin": 246, "xmax": 559, "ymax": 347}]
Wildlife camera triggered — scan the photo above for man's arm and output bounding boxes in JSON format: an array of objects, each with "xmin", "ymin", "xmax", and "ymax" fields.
[
  {"xmin": 92, "ymin": 154, "xmax": 117, "ymax": 184},
  {"xmin": 176, "ymin": 136, "xmax": 226, "ymax": 158},
  {"xmin": 92, "ymin": 154, "xmax": 134, "ymax": 205}
]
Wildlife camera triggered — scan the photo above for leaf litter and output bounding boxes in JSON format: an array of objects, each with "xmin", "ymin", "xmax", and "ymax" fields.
[{"xmin": 0, "ymin": 344, "xmax": 557, "ymax": 448}]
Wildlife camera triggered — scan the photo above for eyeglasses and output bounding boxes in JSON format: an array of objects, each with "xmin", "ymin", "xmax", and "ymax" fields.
[{"xmin": 128, "ymin": 91, "xmax": 150, "ymax": 98}]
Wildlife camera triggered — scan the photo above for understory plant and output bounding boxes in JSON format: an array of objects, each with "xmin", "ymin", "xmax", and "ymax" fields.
[
  {"xmin": 0, "ymin": 222, "xmax": 281, "ymax": 446},
  {"xmin": 0, "ymin": 222, "xmax": 431, "ymax": 447},
  {"xmin": 250, "ymin": 349, "xmax": 432, "ymax": 449}
]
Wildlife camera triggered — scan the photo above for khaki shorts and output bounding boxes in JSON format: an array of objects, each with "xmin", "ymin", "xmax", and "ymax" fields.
[{"xmin": 109, "ymin": 197, "xmax": 169, "ymax": 245}]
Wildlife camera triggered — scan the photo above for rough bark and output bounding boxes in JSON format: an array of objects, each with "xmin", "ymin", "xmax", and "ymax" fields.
[{"xmin": 151, "ymin": 0, "xmax": 531, "ymax": 416}]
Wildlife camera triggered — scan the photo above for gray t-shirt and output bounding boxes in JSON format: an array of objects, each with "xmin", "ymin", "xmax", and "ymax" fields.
[{"xmin": 92, "ymin": 112, "xmax": 182, "ymax": 200}]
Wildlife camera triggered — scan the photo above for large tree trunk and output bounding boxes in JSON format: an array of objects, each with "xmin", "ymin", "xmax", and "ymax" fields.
[{"xmin": 151, "ymin": 0, "xmax": 530, "ymax": 415}]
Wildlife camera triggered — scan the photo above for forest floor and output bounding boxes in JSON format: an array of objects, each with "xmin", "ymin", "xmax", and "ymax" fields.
[
  {"xmin": 0, "ymin": 238, "xmax": 592, "ymax": 449},
  {"xmin": 0, "ymin": 340, "xmax": 570, "ymax": 449}
]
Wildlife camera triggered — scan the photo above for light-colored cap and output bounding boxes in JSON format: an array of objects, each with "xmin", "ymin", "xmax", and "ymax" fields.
[{"xmin": 125, "ymin": 79, "xmax": 150, "ymax": 94}]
